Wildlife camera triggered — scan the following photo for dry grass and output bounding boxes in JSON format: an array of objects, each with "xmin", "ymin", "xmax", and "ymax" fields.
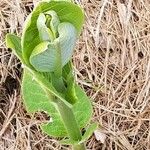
[{"xmin": 0, "ymin": 0, "xmax": 150, "ymax": 149}]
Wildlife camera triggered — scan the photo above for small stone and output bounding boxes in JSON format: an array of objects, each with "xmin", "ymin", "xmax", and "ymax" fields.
[{"xmin": 94, "ymin": 129, "xmax": 106, "ymax": 143}]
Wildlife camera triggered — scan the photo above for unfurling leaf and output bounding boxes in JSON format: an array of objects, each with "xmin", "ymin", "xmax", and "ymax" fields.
[
  {"xmin": 29, "ymin": 42, "xmax": 57, "ymax": 72},
  {"xmin": 57, "ymin": 22, "xmax": 77, "ymax": 66},
  {"xmin": 37, "ymin": 13, "xmax": 54, "ymax": 42},
  {"xmin": 30, "ymin": 9, "xmax": 77, "ymax": 73},
  {"xmin": 45, "ymin": 10, "xmax": 60, "ymax": 38},
  {"xmin": 21, "ymin": 1, "xmax": 84, "ymax": 64}
]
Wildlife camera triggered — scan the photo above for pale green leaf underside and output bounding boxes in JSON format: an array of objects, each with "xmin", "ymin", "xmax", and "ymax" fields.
[
  {"xmin": 30, "ymin": 22, "xmax": 77, "ymax": 72},
  {"xmin": 57, "ymin": 22, "xmax": 77, "ymax": 66},
  {"xmin": 30, "ymin": 42, "xmax": 57, "ymax": 72},
  {"xmin": 22, "ymin": 69, "xmax": 92, "ymax": 137}
]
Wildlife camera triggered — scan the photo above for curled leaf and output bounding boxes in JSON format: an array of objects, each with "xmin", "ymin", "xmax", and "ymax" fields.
[
  {"xmin": 37, "ymin": 13, "xmax": 54, "ymax": 41},
  {"xmin": 30, "ymin": 22, "xmax": 77, "ymax": 73},
  {"xmin": 30, "ymin": 41, "xmax": 57, "ymax": 72},
  {"xmin": 57, "ymin": 22, "xmax": 77, "ymax": 66},
  {"xmin": 45, "ymin": 10, "xmax": 60, "ymax": 38},
  {"xmin": 21, "ymin": 1, "xmax": 84, "ymax": 64}
]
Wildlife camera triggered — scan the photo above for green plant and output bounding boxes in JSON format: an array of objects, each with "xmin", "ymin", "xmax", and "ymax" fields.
[{"xmin": 6, "ymin": 0, "xmax": 97, "ymax": 149}]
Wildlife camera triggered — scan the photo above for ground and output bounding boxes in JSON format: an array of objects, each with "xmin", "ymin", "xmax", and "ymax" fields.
[{"xmin": 0, "ymin": 0, "xmax": 150, "ymax": 150}]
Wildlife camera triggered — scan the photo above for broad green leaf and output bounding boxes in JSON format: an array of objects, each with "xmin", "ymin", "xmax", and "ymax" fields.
[
  {"xmin": 27, "ymin": 67, "xmax": 72, "ymax": 108},
  {"xmin": 79, "ymin": 123, "xmax": 98, "ymax": 144},
  {"xmin": 29, "ymin": 41, "xmax": 57, "ymax": 72},
  {"xmin": 22, "ymin": 69, "xmax": 92, "ymax": 137},
  {"xmin": 56, "ymin": 22, "xmax": 77, "ymax": 66},
  {"xmin": 73, "ymin": 85, "xmax": 93, "ymax": 128},
  {"xmin": 5, "ymin": 34, "xmax": 23, "ymax": 62},
  {"xmin": 22, "ymin": 69, "xmax": 67, "ymax": 137},
  {"xmin": 37, "ymin": 13, "xmax": 54, "ymax": 41},
  {"xmin": 21, "ymin": 1, "xmax": 84, "ymax": 64}
]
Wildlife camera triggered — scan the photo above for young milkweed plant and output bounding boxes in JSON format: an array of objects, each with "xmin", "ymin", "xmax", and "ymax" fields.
[{"xmin": 6, "ymin": 0, "xmax": 97, "ymax": 149}]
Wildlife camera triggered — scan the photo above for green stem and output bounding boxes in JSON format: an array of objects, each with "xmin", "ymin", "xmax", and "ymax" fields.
[
  {"xmin": 54, "ymin": 99, "xmax": 86, "ymax": 150},
  {"xmin": 27, "ymin": 62, "xmax": 86, "ymax": 149},
  {"xmin": 73, "ymin": 144, "xmax": 86, "ymax": 150},
  {"xmin": 51, "ymin": 75, "xmax": 66, "ymax": 93},
  {"xmin": 54, "ymin": 41, "xmax": 62, "ymax": 78}
]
